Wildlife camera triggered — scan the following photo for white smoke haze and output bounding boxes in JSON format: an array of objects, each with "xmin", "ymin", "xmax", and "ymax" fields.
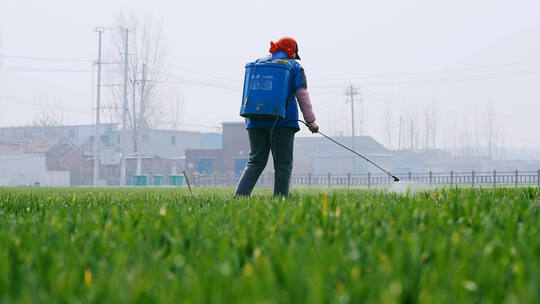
[{"xmin": 386, "ymin": 181, "xmax": 431, "ymax": 195}]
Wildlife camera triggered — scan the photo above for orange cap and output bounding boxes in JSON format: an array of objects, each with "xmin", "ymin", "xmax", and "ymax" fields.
[{"xmin": 269, "ymin": 37, "xmax": 300, "ymax": 60}]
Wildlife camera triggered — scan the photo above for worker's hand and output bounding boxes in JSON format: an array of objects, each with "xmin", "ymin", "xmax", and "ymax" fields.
[{"xmin": 308, "ymin": 121, "xmax": 319, "ymax": 133}]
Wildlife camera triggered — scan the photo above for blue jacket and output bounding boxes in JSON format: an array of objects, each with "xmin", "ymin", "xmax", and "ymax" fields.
[{"xmin": 246, "ymin": 51, "xmax": 307, "ymax": 131}]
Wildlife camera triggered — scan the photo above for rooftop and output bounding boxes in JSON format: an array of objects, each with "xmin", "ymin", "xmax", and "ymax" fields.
[
  {"xmin": 295, "ymin": 136, "xmax": 390, "ymax": 157},
  {"xmin": 0, "ymin": 138, "xmax": 74, "ymax": 154}
]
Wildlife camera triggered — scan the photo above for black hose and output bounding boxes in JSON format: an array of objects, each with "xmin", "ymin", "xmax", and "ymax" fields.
[{"xmin": 269, "ymin": 111, "xmax": 280, "ymax": 144}]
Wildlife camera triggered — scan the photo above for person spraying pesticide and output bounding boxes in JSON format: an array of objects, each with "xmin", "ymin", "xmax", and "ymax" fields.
[{"xmin": 235, "ymin": 37, "xmax": 318, "ymax": 197}]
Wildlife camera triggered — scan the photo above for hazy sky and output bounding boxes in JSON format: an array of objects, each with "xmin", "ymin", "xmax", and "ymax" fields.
[{"xmin": 1, "ymin": 0, "xmax": 540, "ymax": 152}]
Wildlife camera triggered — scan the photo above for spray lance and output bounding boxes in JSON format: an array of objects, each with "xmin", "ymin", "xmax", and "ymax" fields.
[
  {"xmin": 238, "ymin": 58, "xmax": 399, "ymax": 182},
  {"xmin": 297, "ymin": 119, "xmax": 400, "ymax": 182}
]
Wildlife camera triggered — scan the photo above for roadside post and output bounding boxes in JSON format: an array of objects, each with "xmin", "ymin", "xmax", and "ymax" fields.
[
  {"xmin": 327, "ymin": 172, "xmax": 331, "ymax": 189},
  {"xmin": 183, "ymin": 170, "xmax": 193, "ymax": 196}
]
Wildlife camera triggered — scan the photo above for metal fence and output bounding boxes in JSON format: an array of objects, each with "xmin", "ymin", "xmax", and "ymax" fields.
[{"xmin": 191, "ymin": 169, "xmax": 540, "ymax": 188}]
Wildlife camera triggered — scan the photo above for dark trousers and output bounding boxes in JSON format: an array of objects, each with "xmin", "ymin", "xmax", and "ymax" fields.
[{"xmin": 234, "ymin": 127, "xmax": 296, "ymax": 197}]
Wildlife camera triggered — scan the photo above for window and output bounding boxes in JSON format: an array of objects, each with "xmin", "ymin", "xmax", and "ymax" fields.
[
  {"xmin": 68, "ymin": 129, "xmax": 75, "ymax": 138},
  {"xmin": 197, "ymin": 157, "xmax": 214, "ymax": 173},
  {"xmin": 234, "ymin": 157, "xmax": 249, "ymax": 174},
  {"xmin": 170, "ymin": 135, "xmax": 176, "ymax": 145},
  {"xmin": 100, "ymin": 135, "xmax": 110, "ymax": 145}
]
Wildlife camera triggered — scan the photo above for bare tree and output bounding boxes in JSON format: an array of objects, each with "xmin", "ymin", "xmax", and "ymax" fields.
[
  {"xmin": 29, "ymin": 105, "xmax": 63, "ymax": 139},
  {"xmin": 408, "ymin": 114, "xmax": 419, "ymax": 151},
  {"xmin": 170, "ymin": 94, "xmax": 184, "ymax": 130},
  {"xmin": 106, "ymin": 11, "xmax": 168, "ymax": 153},
  {"xmin": 456, "ymin": 115, "xmax": 472, "ymax": 156},
  {"xmin": 420, "ymin": 100, "xmax": 439, "ymax": 152},
  {"xmin": 483, "ymin": 99, "xmax": 501, "ymax": 168},
  {"xmin": 428, "ymin": 103, "xmax": 438, "ymax": 150},
  {"xmin": 397, "ymin": 108, "xmax": 408, "ymax": 150},
  {"xmin": 383, "ymin": 100, "xmax": 393, "ymax": 149},
  {"xmin": 160, "ymin": 85, "xmax": 184, "ymax": 130},
  {"xmin": 32, "ymin": 97, "xmax": 64, "ymax": 127},
  {"xmin": 32, "ymin": 109, "xmax": 61, "ymax": 127}
]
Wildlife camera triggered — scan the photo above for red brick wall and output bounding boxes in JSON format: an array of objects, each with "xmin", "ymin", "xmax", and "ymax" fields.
[
  {"xmin": 222, "ymin": 123, "xmax": 249, "ymax": 172},
  {"xmin": 45, "ymin": 142, "xmax": 91, "ymax": 186},
  {"xmin": 185, "ymin": 149, "xmax": 223, "ymax": 175}
]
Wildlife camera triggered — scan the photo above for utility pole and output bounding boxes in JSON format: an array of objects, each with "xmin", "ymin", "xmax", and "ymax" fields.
[
  {"xmin": 136, "ymin": 63, "xmax": 146, "ymax": 175},
  {"xmin": 120, "ymin": 28, "xmax": 129, "ymax": 186},
  {"xmin": 93, "ymin": 27, "xmax": 105, "ymax": 186},
  {"xmin": 345, "ymin": 85, "xmax": 360, "ymax": 172},
  {"xmin": 359, "ymin": 91, "xmax": 364, "ymax": 136}
]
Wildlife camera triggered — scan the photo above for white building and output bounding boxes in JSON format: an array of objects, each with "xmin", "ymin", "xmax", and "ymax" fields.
[{"xmin": 0, "ymin": 138, "xmax": 89, "ymax": 186}]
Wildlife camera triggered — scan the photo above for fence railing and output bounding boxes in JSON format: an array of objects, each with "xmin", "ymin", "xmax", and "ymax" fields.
[
  {"xmin": 191, "ymin": 169, "xmax": 540, "ymax": 188},
  {"xmin": 4, "ymin": 170, "xmax": 538, "ymax": 188}
]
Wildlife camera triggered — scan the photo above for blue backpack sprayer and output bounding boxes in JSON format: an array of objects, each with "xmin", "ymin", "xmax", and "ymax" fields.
[
  {"xmin": 240, "ymin": 59, "xmax": 293, "ymax": 120},
  {"xmin": 239, "ymin": 59, "xmax": 399, "ymax": 182}
]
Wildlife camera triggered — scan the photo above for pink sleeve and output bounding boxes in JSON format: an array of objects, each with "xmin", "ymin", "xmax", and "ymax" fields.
[{"xmin": 295, "ymin": 88, "xmax": 316, "ymax": 123}]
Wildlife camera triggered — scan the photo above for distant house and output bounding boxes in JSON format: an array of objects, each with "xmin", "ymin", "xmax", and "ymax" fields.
[
  {"xmin": 294, "ymin": 136, "xmax": 392, "ymax": 174},
  {"xmin": 0, "ymin": 124, "xmax": 224, "ymax": 185},
  {"xmin": 186, "ymin": 126, "xmax": 393, "ymax": 175},
  {"xmin": 0, "ymin": 123, "xmax": 118, "ymax": 157},
  {"xmin": 0, "ymin": 138, "xmax": 91, "ymax": 186},
  {"xmin": 390, "ymin": 149, "xmax": 452, "ymax": 173},
  {"xmin": 0, "ymin": 124, "xmax": 219, "ymax": 159},
  {"xmin": 186, "ymin": 122, "xmax": 249, "ymax": 175},
  {"xmin": 132, "ymin": 128, "xmax": 208, "ymax": 158}
]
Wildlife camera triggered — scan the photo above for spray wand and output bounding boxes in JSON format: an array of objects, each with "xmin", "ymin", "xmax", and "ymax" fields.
[{"xmin": 297, "ymin": 120, "xmax": 400, "ymax": 182}]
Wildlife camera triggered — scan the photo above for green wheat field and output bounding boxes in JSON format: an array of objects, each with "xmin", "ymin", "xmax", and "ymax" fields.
[{"xmin": 0, "ymin": 187, "xmax": 538, "ymax": 303}]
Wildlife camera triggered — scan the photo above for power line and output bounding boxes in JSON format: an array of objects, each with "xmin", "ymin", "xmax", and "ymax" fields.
[
  {"xmin": 307, "ymin": 67, "xmax": 540, "ymax": 90},
  {"xmin": 0, "ymin": 96, "xmax": 91, "ymax": 115},
  {"xmin": 356, "ymin": 68, "xmax": 540, "ymax": 88},
  {"xmin": 148, "ymin": 78, "xmax": 239, "ymax": 91},
  {"xmin": 164, "ymin": 70, "xmax": 241, "ymax": 86},
  {"xmin": 354, "ymin": 87, "xmax": 540, "ymax": 120},
  {"xmin": 168, "ymin": 65, "xmax": 238, "ymax": 82},
  {"xmin": 0, "ymin": 54, "xmax": 92, "ymax": 63},
  {"xmin": 1, "ymin": 65, "xmax": 92, "ymax": 73},
  {"xmin": 313, "ymin": 58, "xmax": 540, "ymax": 82},
  {"xmin": 315, "ymin": 93, "xmax": 346, "ymax": 108}
]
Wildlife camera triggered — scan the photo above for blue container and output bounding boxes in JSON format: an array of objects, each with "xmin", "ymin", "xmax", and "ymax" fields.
[
  {"xmin": 133, "ymin": 175, "xmax": 149, "ymax": 186},
  {"xmin": 169, "ymin": 175, "xmax": 185, "ymax": 186},
  {"xmin": 153, "ymin": 175, "xmax": 163, "ymax": 186},
  {"xmin": 240, "ymin": 60, "xmax": 293, "ymax": 119}
]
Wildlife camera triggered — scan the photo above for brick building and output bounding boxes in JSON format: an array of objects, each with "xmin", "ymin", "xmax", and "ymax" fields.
[
  {"xmin": 0, "ymin": 137, "xmax": 91, "ymax": 186},
  {"xmin": 186, "ymin": 122, "xmax": 250, "ymax": 176},
  {"xmin": 222, "ymin": 122, "xmax": 250, "ymax": 173},
  {"xmin": 186, "ymin": 127, "xmax": 395, "ymax": 176}
]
